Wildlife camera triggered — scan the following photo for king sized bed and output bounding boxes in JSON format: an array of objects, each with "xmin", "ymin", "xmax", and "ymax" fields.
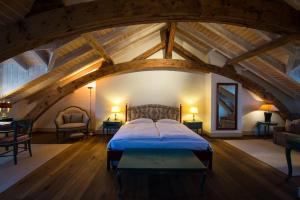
[{"xmin": 106, "ymin": 104, "xmax": 213, "ymax": 170}]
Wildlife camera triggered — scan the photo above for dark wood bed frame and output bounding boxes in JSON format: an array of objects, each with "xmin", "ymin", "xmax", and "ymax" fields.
[{"xmin": 107, "ymin": 104, "xmax": 213, "ymax": 170}]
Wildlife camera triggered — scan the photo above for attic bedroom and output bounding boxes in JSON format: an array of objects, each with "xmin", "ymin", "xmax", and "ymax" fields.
[{"xmin": 0, "ymin": 0, "xmax": 300, "ymax": 200}]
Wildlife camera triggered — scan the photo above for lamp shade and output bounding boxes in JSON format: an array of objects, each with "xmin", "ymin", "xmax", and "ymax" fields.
[
  {"xmin": 190, "ymin": 107, "xmax": 198, "ymax": 114},
  {"xmin": 0, "ymin": 101, "xmax": 12, "ymax": 108},
  {"xmin": 111, "ymin": 106, "xmax": 120, "ymax": 113},
  {"xmin": 259, "ymin": 104, "xmax": 278, "ymax": 112}
]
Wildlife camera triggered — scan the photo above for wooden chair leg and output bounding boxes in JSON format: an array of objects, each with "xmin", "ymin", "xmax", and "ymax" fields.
[
  {"xmin": 13, "ymin": 144, "xmax": 18, "ymax": 165},
  {"xmin": 28, "ymin": 141, "xmax": 32, "ymax": 157},
  {"xmin": 24, "ymin": 142, "xmax": 28, "ymax": 150},
  {"xmin": 285, "ymin": 146, "xmax": 292, "ymax": 180}
]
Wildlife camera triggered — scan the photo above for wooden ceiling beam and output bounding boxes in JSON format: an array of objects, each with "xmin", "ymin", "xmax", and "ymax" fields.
[
  {"xmin": 227, "ymin": 34, "xmax": 300, "ymax": 65},
  {"xmin": 82, "ymin": 33, "xmax": 114, "ymax": 65},
  {"xmin": 179, "ymin": 22, "xmax": 297, "ymax": 98},
  {"xmin": 8, "ymin": 55, "xmax": 102, "ymax": 103},
  {"xmin": 173, "ymin": 42, "xmax": 207, "ymax": 66},
  {"xmin": 32, "ymin": 50, "xmax": 48, "ymax": 66},
  {"xmin": 26, "ymin": 61, "xmax": 102, "ymax": 104},
  {"xmin": 201, "ymin": 23, "xmax": 286, "ymax": 72},
  {"xmin": 0, "ymin": 0, "xmax": 299, "ymax": 63},
  {"xmin": 24, "ymin": 59, "xmax": 290, "ymax": 121},
  {"xmin": 13, "ymin": 56, "xmax": 28, "ymax": 70},
  {"xmin": 165, "ymin": 23, "xmax": 176, "ymax": 59},
  {"xmin": 105, "ymin": 23, "xmax": 166, "ymax": 55},
  {"xmin": 132, "ymin": 42, "xmax": 166, "ymax": 60}
]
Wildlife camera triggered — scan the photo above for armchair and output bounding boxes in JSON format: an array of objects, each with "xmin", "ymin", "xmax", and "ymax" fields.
[{"xmin": 55, "ymin": 106, "xmax": 90, "ymax": 143}]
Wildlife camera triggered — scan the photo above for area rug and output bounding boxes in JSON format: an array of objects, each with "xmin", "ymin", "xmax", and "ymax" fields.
[
  {"xmin": 0, "ymin": 144, "xmax": 71, "ymax": 193},
  {"xmin": 224, "ymin": 139, "xmax": 300, "ymax": 176}
]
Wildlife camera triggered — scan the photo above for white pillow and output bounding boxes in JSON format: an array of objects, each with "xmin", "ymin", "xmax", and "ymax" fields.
[
  {"xmin": 128, "ymin": 118, "xmax": 153, "ymax": 124},
  {"xmin": 157, "ymin": 119, "xmax": 179, "ymax": 124}
]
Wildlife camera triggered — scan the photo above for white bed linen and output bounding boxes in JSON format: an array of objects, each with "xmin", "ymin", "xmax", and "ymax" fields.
[
  {"xmin": 107, "ymin": 121, "xmax": 211, "ymax": 151},
  {"xmin": 109, "ymin": 122, "xmax": 159, "ymax": 140}
]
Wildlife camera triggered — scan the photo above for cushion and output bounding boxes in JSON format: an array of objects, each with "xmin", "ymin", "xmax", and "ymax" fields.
[
  {"xmin": 70, "ymin": 114, "xmax": 83, "ymax": 123},
  {"xmin": 285, "ymin": 120, "xmax": 292, "ymax": 132},
  {"xmin": 63, "ymin": 114, "xmax": 71, "ymax": 124},
  {"xmin": 157, "ymin": 119, "xmax": 179, "ymax": 124},
  {"xmin": 0, "ymin": 134, "xmax": 30, "ymax": 144},
  {"xmin": 59, "ymin": 123, "xmax": 86, "ymax": 129},
  {"xmin": 128, "ymin": 118, "xmax": 153, "ymax": 124}
]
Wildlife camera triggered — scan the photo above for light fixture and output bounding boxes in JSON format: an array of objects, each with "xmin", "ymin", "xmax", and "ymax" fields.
[
  {"xmin": 259, "ymin": 103, "xmax": 278, "ymax": 122},
  {"xmin": 111, "ymin": 106, "xmax": 121, "ymax": 121},
  {"xmin": 0, "ymin": 100, "xmax": 12, "ymax": 119},
  {"xmin": 190, "ymin": 107, "xmax": 198, "ymax": 121},
  {"xmin": 86, "ymin": 82, "xmax": 95, "ymax": 135}
]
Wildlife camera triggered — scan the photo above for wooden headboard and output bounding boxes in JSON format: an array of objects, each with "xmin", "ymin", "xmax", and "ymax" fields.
[{"xmin": 125, "ymin": 104, "xmax": 182, "ymax": 122}]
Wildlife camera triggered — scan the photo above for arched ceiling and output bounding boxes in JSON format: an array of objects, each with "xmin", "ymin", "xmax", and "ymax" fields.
[{"xmin": 0, "ymin": 0, "xmax": 299, "ymax": 120}]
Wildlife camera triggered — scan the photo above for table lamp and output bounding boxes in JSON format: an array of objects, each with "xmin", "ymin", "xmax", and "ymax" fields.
[
  {"xmin": 111, "ymin": 106, "xmax": 121, "ymax": 121},
  {"xmin": 259, "ymin": 103, "xmax": 278, "ymax": 122},
  {"xmin": 190, "ymin": 107, "xmax": 198, "ymax": 121},
  {"xmin": 0, "ymin": 100, "xmax": 12, "ymax": 119}
]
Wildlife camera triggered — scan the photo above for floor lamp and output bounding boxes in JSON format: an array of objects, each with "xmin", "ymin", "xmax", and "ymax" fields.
[{"xmin": 87, "ymin": 83, "xmax": 94, "ymax": 135}]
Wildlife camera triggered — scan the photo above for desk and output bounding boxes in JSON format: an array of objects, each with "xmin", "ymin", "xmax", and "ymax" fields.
[
  {"xmin": 256, "ymin": 121, "xmax": 278, "ymax": 136},
  {"xmin": 117, "ymin": 149, "xmax": 207, "ymax": 199}
]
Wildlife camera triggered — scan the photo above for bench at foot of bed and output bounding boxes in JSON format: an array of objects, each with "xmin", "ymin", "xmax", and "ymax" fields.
[{"xmin": 107, "ymin": 149, "xmax": 213, "ymax": 171}]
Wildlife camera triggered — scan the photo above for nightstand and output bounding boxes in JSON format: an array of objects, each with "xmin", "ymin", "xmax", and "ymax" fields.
[
  {"xmin": 103, "ymin": 120, "xmax": 122, "ymax": 134},
  {"xmin": 183, "ymin": 121, "xmax": 203, "ymax": 134}
]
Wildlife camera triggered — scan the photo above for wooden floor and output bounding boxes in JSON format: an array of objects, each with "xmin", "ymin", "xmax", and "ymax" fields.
[{"xmin": 0, "ymin": 134, "xmax": 300, "ymax": 200}]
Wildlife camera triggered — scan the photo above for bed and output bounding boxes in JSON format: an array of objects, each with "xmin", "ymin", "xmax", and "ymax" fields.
[{"xmin": 106, "ymin": 104, "xmax": 213, "ymax": 170}]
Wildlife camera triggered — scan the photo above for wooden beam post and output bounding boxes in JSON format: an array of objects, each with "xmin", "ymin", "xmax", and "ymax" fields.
[
  {"xmin": 82, "ymin": 33, "xmax": 114, "ymax": 65},
  {"xmin": 132, "ymin": 42, "xmax": 165, "ymax": 60},
  {"xmin": 166, "ymin": 23, "xmax": 176, "ymax": 59}
]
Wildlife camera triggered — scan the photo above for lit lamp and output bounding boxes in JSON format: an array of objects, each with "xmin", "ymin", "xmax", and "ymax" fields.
[
  {"xmin": 86, "ymin": 82, "xmax": 95, "ymax": 135},
  {"xmin": 111, "ymin": 106, "xmax": 120, "ymax": 121},
  {"xmin": 0, "ymin": 100, "xmax": 12, "ymax": 119},
  {"xmin": 190, "ymin": 107, "xmax": 198, "ymax": 121},
  {"xmin": 259, "ymin": 104, "xmax": 278, "ymax": 122}
]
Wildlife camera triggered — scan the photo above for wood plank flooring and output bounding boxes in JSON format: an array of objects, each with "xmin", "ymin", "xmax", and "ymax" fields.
[{"xmin": 0, "ymin": 134, "xmax": 299, "ymax": 200}]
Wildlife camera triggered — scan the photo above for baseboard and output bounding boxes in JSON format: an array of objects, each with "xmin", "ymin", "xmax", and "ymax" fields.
[{"xmin": 33, "ymin": 128, "xmax": 56, "ymax": 133}]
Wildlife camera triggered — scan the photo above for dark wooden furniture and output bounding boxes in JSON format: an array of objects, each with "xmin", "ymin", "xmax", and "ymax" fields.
[
  {"xmin": 0, "ymin": 117, "xmax": 13, "ymax": 122},
  {"xmin": 216, "ymin": 83, "xmax": 238, "ymax": 130},
  {"xmin": 285, "ymin": 137, "xmax": 300, "ymax": 180},
  {"xmin": 107, "ymin": 104, "xmax": 213, "ymax": 171},
  {"xmin": 102, "ymin": 120, "xmax": 122, "ymax": 134},
  {"xmin": 183, "ymin": 120, "xmax": 203, "ymax": 134},
  {"xmin": 117, "ymin": 149, "xmax": 207, "ymax": 198},
  {"xmin": 0, "ymin": 119, "xmax": 33, "ymax": 165},
  {"xmin": 256, "ymin": 121, "xmax": 278, "ymax": 136}
]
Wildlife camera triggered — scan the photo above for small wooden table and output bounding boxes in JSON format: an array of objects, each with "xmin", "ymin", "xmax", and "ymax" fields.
[
  {"xmin": 102, "ymin": 120, "xmax": 122, "ymax": 134},
  {"xmin": 256, "ymin": 121, "xmax": 278, "ymax": 136},
  {"xmin": 183, "ymin": 121, "xmax": 203, "ymax": 134},
  {"xmin": 286, "ymin": 137, "xmax": 300, "ymax": 180},
  {"xmin": 117, "ymin": 149, "xmax": 207, "ymax": 199}
]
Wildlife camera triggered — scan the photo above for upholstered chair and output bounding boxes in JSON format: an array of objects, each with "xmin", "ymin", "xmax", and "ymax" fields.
[{"xmin": 55, "ymin": 106, "xmax": 90, "ymax": 143}]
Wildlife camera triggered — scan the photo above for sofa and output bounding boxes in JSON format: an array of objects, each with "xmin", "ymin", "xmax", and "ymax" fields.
[
  {"xmin": 55, "ymin": 106, "xmax": 90, "ymax": 143},
  {"xmin": 273, "ymin": 116, "xmax": 300, "ymax": 146}
]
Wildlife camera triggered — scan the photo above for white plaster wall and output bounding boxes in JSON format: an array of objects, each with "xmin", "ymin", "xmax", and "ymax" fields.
[
  {"xmin": 242, "ymin": 89, "xmax": 284, "ymax": 134},
  {"xmin": 33, "ymin": 85, "xmax": 96, "ymax": 131},
  {"xmin": 16, "ymin": 71, "xmax": 285, "ymax": 135},
  {"xmin": 208, "ymin": 73, "xmax": 243, "ymax": 137},
  {"xmin": 95, "ymin": 71, "xmax": 207, "ymax": 130}
]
